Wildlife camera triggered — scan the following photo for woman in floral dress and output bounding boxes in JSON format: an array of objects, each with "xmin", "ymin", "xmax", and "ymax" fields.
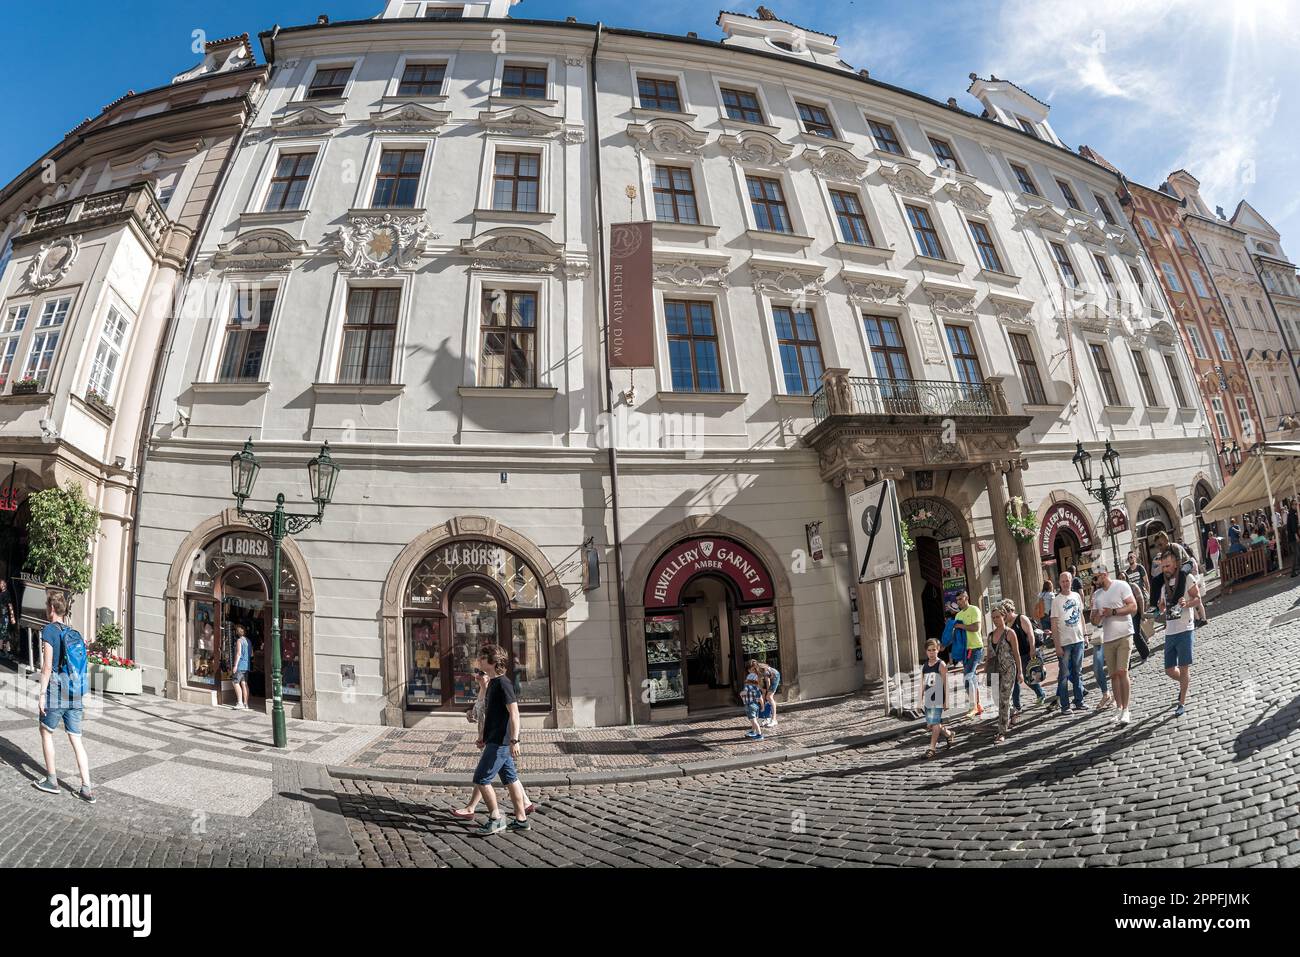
[{"xmin": 984, "ymin": 606, "xmax": 1023, "ymax": 745}]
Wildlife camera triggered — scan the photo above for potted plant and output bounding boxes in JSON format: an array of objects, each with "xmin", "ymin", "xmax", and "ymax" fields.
[
  {"xmin": 89, "ymin": 621, "xmax": 142, "ymax": 694},
  {"xmin": 12, "ymin": 377, "xmax": 41, "ymax": 395},
  {"xmin": 1006, "ymin": 496, "xmax": 1039, "ymax": 544},
  {"xmin": 83, "ymin": 387, "xmax": 116, "ymax": 421}
]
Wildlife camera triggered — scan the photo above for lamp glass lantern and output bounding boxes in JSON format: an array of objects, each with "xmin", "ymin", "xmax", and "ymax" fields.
[
  {"xmin": 1071, "ymin": 441, "xmax": 1092, "ymax": 486},
  {"xmin": 230, "ymin": 439, "xmax": 260, "ymax": 503},
  {"xmin": 307, "ymin": 442, "xmax": 339, "ymax": 509},
  {"xmin": 1102, "ymin": 440, "xmax": 1121, "ymax": 483}
]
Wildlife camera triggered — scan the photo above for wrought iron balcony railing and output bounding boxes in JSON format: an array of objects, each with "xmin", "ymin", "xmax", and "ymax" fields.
[{"xmin": 811, "ymin": 375, "xmax": 1007, "ymax": 425}]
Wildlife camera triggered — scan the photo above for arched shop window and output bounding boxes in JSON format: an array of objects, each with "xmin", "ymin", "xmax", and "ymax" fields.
[
  {"xmin": 402, "ymin": 539, "xmax": 550, "ymax": 712},
  {"xmin": 184, "ymin": 532, "xmax": 302, "ymax": 700}
]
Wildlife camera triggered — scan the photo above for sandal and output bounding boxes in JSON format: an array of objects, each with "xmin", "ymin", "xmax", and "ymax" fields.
[
  {"xmin": 994, "ymin": 735, "xmax": 1007, "ymax": 746},
  {"xmin": 944, "ymin": 729, "xmax": 955, "ymax": 749},
  {"xmin": 450, "ymin": 808, "xmax": 476, "ymax": 820},
  {"xmin": 924, "ymin": 748, "xmax": 937, "ymax": 759}
]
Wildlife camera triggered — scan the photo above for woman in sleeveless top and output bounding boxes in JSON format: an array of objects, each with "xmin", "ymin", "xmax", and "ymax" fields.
[
  {"xmin": 985, "ymin": 607, "xmax": 1023, "ymax": 744},
  {"xmin": 921, "ymin": 638, "xmax": 955, "ymax": 758},
  {"xmin": 1003, "ymin": 599, "xmax": 1045, "ymax": 714}
]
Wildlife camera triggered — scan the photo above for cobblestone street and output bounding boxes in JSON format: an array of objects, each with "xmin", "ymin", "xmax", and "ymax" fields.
[{"xmin": 1, "ymin": 578, "xmax": 1297, "ymax": 867}]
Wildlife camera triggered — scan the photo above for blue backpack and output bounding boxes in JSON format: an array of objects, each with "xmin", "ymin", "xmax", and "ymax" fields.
[{"xmin": 56, "ymin": 625, "xmax": 88, "ymax": 700}]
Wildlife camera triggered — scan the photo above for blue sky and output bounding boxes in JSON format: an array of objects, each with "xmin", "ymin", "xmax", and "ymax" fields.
[{"xmin": 3, "ymin": 0, "xmax": 1298, "ymax": 241}]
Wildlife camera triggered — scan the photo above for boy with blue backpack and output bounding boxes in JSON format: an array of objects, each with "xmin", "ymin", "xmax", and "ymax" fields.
[{"xmin": 33, "ymin": 590, "xmax": 95, "ymax": 803}]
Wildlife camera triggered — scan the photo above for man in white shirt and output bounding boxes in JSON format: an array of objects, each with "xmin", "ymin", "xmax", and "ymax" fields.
[
  {"xmin": 1050, "ymin": 571, "xmax": 1087, "ymax": 714},
  {"xmin": 1089, "ymin": 562, "xmax": 1139, "ymax": 724},
  {"xmin": 1160, "ymin": 549, "xmax": 1199, "ymax": 716}
]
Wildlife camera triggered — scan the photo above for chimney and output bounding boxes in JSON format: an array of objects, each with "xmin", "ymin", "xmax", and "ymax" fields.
[
  {"xmin": 756, "ymin": 5, "xmax": 778, "ymax": 20},
  {"xmin": 316, "ymin": 14, "xmax": 329, "ymax": 24}
]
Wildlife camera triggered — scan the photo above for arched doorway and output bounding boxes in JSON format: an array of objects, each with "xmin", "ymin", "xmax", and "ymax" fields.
[
  {"xmin": 1038, "ymin": 500, "xmax": 1096, "ymax": 585},
  {"xmin": 401, "ymin": 541, "xmax": 550, "ymax": 714},
  {"xmin": 181, "ymin": 531, "xmax": 304, "ymax": 706},
  {"xmin": 1136, "ymin": 497, "xmax": 1176, "ymax": 572},
  {"xmin": 641, "ymin": 536, "xmax": 780, "ymax": 714},
  {"xmin": 900, "ymin": 497, "xmax": 970, "ymax": 650},
  {"xmin": 1194, "ymin": 480, "xmax": 1220, "ymax": 567}
]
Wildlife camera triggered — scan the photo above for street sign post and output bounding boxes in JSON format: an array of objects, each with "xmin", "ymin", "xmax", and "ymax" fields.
[{"xmin": 849, "ymin": 479, "xmax": 905, "ymax": 584}]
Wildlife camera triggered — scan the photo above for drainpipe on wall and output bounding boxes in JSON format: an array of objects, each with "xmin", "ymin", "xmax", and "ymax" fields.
[
  {"xmin": 586, "ymin": 23, "xmax": 637, "ymax": 726},
  {"xmin": 124, "ymin": 82, "xmax": 264, "ymax": 667}
]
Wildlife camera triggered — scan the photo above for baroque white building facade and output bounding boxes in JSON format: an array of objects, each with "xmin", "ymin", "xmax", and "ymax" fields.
[{"xmin": 128, "ymin": 0, "xmax": 1215, "ymax": 728}]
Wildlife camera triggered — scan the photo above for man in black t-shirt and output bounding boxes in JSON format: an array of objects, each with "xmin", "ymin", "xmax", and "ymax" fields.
[
  {"xmin": 1287, "ymin": 500, "xmax": 1300, "ymax": 578},
  {"xmin": 1124, "ymin": 553, "xmax": 1150, "ymax": 663},
  {"xmin": 468, "ymin": 644, "xmax": 530, "ymax": 837}
]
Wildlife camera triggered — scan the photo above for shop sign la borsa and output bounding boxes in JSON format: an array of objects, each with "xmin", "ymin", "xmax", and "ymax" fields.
[{"xmin": 646, "ymin": 538, "xmax": 775, "ymax": 608}]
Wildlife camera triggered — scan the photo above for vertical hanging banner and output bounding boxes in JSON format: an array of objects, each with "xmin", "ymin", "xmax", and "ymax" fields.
[{"xmin": 607, "ymin": 221, "xmax": 654, "ymax": 367}]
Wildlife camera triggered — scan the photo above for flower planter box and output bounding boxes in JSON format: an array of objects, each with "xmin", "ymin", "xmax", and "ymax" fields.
[
  {"xmin": 12, "ymin": 380, "xmax": 41, "ymax": 395},
  {"xmin": 90, "ymin": 663, "xmax": 143, "ymax": 695},
  {"xmin": 83, "ymin": 390, "xmax": 117, "ymax": 421}
]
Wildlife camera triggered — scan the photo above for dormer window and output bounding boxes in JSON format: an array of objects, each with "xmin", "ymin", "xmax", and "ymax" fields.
[
  {"xmin": 796, "ymin": 102, "xmax": 835, "ymax": 138},
  {"xmin": 721, "ymin": 87, "xmax": 765, "ymax": 124},
  {"xmin": 928, "ymin": 136, "xmax": 962, "ymax": 173},
  {"xmin": 424, "ymin": 4, "xmax": 464, "ymax": 18},
  {"xmin": 307, "ymin": 65, "xmax": 352, "ymax": 100},
  {"xmin": 1015, "ymin": 116, "xmax": 1039, "ymax": 137}
]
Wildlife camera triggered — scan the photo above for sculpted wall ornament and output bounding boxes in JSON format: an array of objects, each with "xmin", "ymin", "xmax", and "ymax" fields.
[
  {"xmin": 987, "ymin": 294, "xmax": 1035, "ymax": 326},
  {"xmin": 877, "ymin": 162, "xmax": 935, "ymax": 198},
  {"xmin": 213, "ymin": 228, "xmax": 308, "ymax": 272},
  {"xmin": 561, "ymin": 259, "xmax": 591, "ymax": 280},
  {"xmin": 1072, "ymin": 218, "xmax": 1109, "ymax": 246},
  {"xmin": 1018, "ymin": 200, "xmax": 1069, "ymax": 233},
  {"xmin": 717, "ymin": 130, "xmax": 794, "ymax": 168},
  {"xmin": 626, "ymin": 118, "xmax": 708, "ymax": 156},
  {"xmin": 801, "ymin": 145, "xmax": 869, "ymax": 183},
  {"xmin": 267, "ymin": 106, "xmax": 343, "ymax": 135},
  {"xmin": 459, "ymin": 228, "xmax": 563, "ymax": 273},
  {"xmin": 922, "ymin": 283, "xmax": 976, "ymax": 315},
  {"xmin": 562, "ymin": 126, "xmax": 586, "ymax": 144},
  {"xmin": 750, "ymin": 264, "xmax": 826, "ymax": 299},
  {"xmin": 478, "ymin": 106, "xmax": 564, "ymax": 138},
  {"xmin": 367, "ymin": 103, "xmax": 452, "ymax": 132},
  {"xmin": 842, "ymin": 275, "xmax": 906, "ymax": 305},
  {"xmin": 654, "ymin": 258, "xmax": 731, "ymax": 288},
  {"xmin": 941, "ymin": 180, "xmax": 992, "ymax": 212},
  {"xmin": 25, "ymin": 235, "xmax": 80, "ymax": 290},
  {"xmin": 330, "ymin": 213, "xmax": 435, "ymax": 275}
]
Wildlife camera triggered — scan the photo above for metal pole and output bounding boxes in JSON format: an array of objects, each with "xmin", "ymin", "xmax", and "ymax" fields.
[
  {"xmin": 1260, "ymin": 453, "xmax": 1284, "ymax": 573},
  {"xmin": 270, "ymin": 494, "xmax": 287, "ymax": 749}
]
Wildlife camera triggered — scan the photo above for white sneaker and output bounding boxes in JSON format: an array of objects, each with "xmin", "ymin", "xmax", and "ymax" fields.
[{"xmin": 1118, "ymin": 708, "xmax": 1131, "ymax": 725}]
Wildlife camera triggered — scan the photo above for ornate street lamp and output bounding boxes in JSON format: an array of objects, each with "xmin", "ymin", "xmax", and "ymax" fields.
[
  {"xmin": 1217, "ymin": 441, "xmax": 1243, "ymax": 477},
  {"xmin": 229, "ymin": 438, "xmax": 340, "ymax": 748},
  {"xmin": 1074, "ymin": 440, "xmax": 1123, "ymax": 572}
]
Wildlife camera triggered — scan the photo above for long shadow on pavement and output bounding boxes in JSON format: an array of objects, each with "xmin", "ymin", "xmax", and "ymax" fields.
[{"xmin": 1232, "ymin": 693, "xmax": 1300, "ymax": 762}]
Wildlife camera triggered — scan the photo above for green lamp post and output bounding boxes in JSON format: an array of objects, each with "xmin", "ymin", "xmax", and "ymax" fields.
[
  {"xmin": 229, "ymin": 439, "xmax": 340, "ymax": 748},
  {"xmin": 1073, "ymin": 439, "xmax": 1123, "ymax": 573}
]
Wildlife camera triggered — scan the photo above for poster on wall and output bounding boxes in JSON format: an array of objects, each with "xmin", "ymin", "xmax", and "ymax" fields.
[
  {"xmin": 849, "ymin": 479, "xmax": 905, "ymax": 584},
  {"xmin": 940, "ymin": 537, "xmax": 968, "ymax": 605}
]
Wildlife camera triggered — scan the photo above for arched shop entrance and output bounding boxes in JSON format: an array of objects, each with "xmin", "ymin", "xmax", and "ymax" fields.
[
  {"xmin": 1136, "ymin": 497, "xmax": 1176, "ymax": 571},
  {"xmin": 1194, "ymin": 480, "xmax": 1220, "ymax": 565},
  {"xmin": 182, "ymin": 532, "xmax": 304, "ymax": 705},
  {"xmin": 641, "ymin": 535, "xmax": 782, "ymax": 715},
  {"xmin": 900, "ymin": 497, "xmax": 970, "ymax": 647},
  {"xmin": 401, "ymin": 540, "xmax": 550, "ymax": 714},
  {"xmin": 1039, "ymin": 501, "xmax": 1096, "ymax": 585}
]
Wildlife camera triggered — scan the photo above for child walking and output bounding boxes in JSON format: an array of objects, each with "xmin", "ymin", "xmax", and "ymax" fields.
[
  {"xmin": 741, "ymin": 660, "xmax": 767, "ymax": 740},
  {"xmin": 921, "ymin": 639, "xmax": 955, "ymax": 758}
]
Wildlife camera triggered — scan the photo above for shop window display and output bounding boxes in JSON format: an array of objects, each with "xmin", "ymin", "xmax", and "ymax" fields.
[
  {"xmin": 645, "ymin": 614, "xmax": 686, "ymax": 705},
  {"xmin": 739, "ymin": 607, "xmax": 780, "ymax": 672}
]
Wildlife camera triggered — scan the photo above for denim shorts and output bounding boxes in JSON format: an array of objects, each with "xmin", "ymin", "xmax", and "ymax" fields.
[
  {"xmin": 40, "ymin": 706, "xmax": 83, "ymax": 735},
  {"xmin": 472, "ymin": 742, "xmax": 519, "ymax": 787},
  {"xmin": 745, "ymin": 702, "xmax": 761, "ymax": 719},
  {"xmin": 1164, "ymin": 631, "xmax": 1194, "ymax": 668},
  {"xmin": 768, "ymin": 676, "xmax": 781, "ymax": 694},
  {"xmin": 924, "ymin": 707, "xmax": 944, "ymax": 726},
  {"xmin": 233, "ymin": 670, "xmax": 248, "ymax": 684}
]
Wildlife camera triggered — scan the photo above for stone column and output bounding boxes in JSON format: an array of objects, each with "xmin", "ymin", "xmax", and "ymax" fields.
[
  {"xmin": 1006, "ymin": 461, "xmax": 1045, "ymax": 610},
  {"xmin": 984, "ymin": 461, "xmax": 1027, "ymax": 615}
]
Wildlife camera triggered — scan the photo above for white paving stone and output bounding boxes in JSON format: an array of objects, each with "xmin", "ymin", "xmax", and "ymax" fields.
[{"xmin": 103, "ymin": 761, "xmax": 272, "ymax": 818}]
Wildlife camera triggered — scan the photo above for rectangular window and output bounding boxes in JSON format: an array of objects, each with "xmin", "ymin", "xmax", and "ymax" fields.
[
  {"xmin": 1131, "ymin": 350, "xmax": 1158, "ymax": 406},
  {"xmin": 1187, "ymin": 325, "xmax": 1209, "ymax": 360},
  {"xmin": 1236, "ymin": 395, "xmax": 1252, "ymax": 430},
  {"xmin": 665, "ymin": 300, "xmax": 722, "ymax": 392},
  {"xmin": 638, "ymin": 77, "xmax": 682, "ymax": 112},
  {"xmin": 1160, "ymin": 262, "xmax": 1184, "ymax": 293},
  {"xmin": 0, "ymin": 304, "xmax": 29, "ymax": 389},
  {"xmin": 1141, "ymin": 217, "xmax": 1158, "ymax": 240},
  {"xmin": 797, "ymin": 102, "xmax": 835, "ymax": 138},
  {"xmin": 830, "ymin": 190, "xmax": 873, "ymax": 246},
  {"xmin": 867, "ymin": 119, "xmax": 903, "ymax": 155},
  {"xmin": 338, "ymin": 287, "xmax": 399, "ymax": 384},
  {"xmin": 928, "ymin": 136, "xmax": 962, "ymax": 172},
  {"xmin": 746, "ymin": 176, "xmax": 792, "ymax": 233},
  {"xmin": 1211, "ymin": 396, "xmax": 1229, "ymax": 439},
  {"xmin": 1163, "ymin": 354, "xmax": 1188, "ymax": 407},
  {"xmin": 424, "ymin": 4, "xmax": 464, "ymax": 17},
  {"xmin": 1010, "ymin": 163, "xmax": 1039, "ymax": 196},
  {"xmin": 1094, "ymin": 193, "xmax": 1117, "ymax": 225},
  {"xmin": 1009, "ymin": 332, "xmax": 1048, "ymax": 405},
  {"xmin": 1170, "ymin": 227, "xmax": 1188, "ymax": 249},
  {"xmin": 501, "ymin": 64, "xmax": 547, "ymax": 99},
  {"xmin": 1093, "ymin": 253, "xmax": 1117, "ymax": 301},
  {"xmin": 22, "ymin": 296, "xmax": 71, "ymax": 386},
  {"xmin": 863, "ymin": 314, "xmax": 913, "ymax": 383},
  {"xmin": 492, "ymin": 151, "xmax": 540, "ymax": 212},
  {"xmin": 1189, "ymin": 268, "xmax": 1211, "ymax": 298},
  {"xmin": 397, "ymin": 63, "xmax": 447, "ymax": 96},
  {"xmin": 1056, "ymin": 178, "xmax": 1082, "ymax": 210},
  {"xmin": 906, "ymin": 204, "xmax": 946, "ymax": 260},
  {"xmin": 87, "ymin": 306, "xmax": 131, "ymax": 401},
  {"xmin": 371, "ymin": 148, "xmax": 424, "ymax": 208},
  {"xmin": 1016, "ymin": 116, "xmax": 1038, "ymax": 137},
  {"xmin": 945, "ymin": 324, "xmax": 984, "ymax": 393},
  {"xmin": 1213, "ymin": 328, "xmax": 1233, "ymax": 361},
  {"xmin": 652, "ymin": 165, "xmax": 698, "ymax": 224},
  {"xmin": 1050, "ymin": 242, "xmax": 1078, "ymax": 288},
  {"xmin": 720, "ymin": 87, "xmax": 764, "ymax": 124},
  {"xmin": 479, "ymin": 289, "xmax": 537, "ymax": 388},
  {"xmin": 969, "ymin": 220, "xmax": 1004, "ymax": 272},
  {"xmin": 772, "ymin": 306, "xmax": 824, "ymax": 395},
  {"xmin": 218, "ymin": 287, "xmax": 277, "ymax": 383},
  {"xmin": 264, "ymin": 152, "xmax": 316, "ymax": 212},
  {"xmin": 307, "ymin": 65, "xmax": 352, "ymax": 99},
  {"xmin": 1089, "ymin": 343, "xmax": 1121, "ymax": 405}
]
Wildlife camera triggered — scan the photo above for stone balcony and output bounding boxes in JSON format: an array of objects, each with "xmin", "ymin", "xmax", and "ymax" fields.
[
  {"xmin": 14, "ymin": 180, "xmax": 188, "ymax": 264},
  {"xmin": 803, "ymin": 369, "xmax": 1032, "ymax": 486}
]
